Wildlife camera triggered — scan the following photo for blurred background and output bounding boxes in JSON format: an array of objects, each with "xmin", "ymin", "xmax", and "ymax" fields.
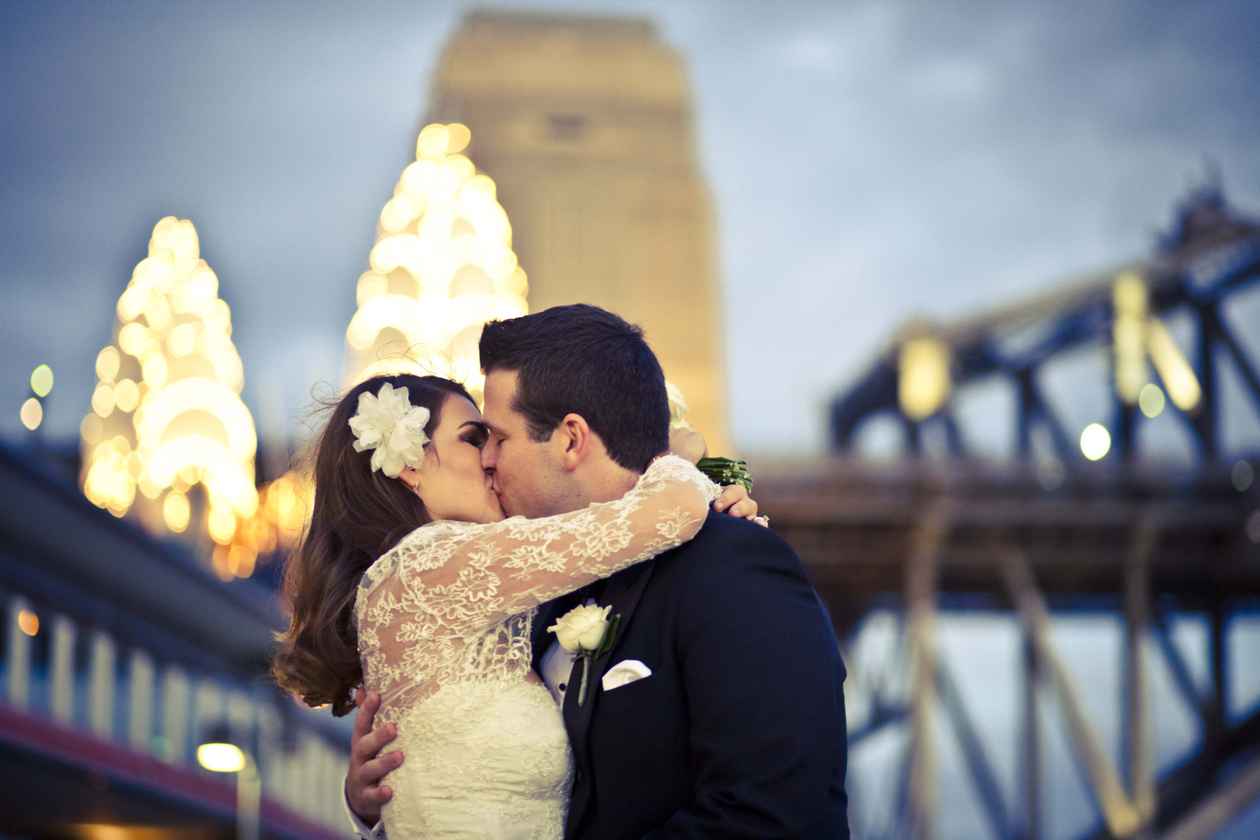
[{"xmin": 2, "ymin": 1, "xmax": 1259, "ymax": 838}]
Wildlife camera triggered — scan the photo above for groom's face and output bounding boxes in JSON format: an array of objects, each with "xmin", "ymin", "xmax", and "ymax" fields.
[{"xmin": 481, "ymin": 369, "xmax": 571, "ymax": 519}]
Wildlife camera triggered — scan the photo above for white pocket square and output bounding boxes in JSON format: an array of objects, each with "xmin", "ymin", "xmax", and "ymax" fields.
[{"xmin": 602, "ymin": 659, "xmax": 652, "ymax": 692}]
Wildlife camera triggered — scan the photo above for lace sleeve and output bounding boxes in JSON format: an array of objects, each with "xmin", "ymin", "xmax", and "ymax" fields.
[{"xmin": 360, "ymin": 454, "xmax": 718, "ymax": 638}]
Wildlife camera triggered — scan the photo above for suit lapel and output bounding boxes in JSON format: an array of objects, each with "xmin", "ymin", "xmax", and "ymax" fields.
[{"xmin": 562, "ymin": 559, "xmax": 658, "ymax": 835}]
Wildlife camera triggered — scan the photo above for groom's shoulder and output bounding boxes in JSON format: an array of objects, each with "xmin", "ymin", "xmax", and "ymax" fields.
[
  {"xmin": 695, "ymin": 510, "xmax": 796, "ymax": 551},
  {"xmin": 648, "ymin": 514, "xmax": 833, "ymax": 634},
  {"xmin": 663, "ymin": 511, "xmax": 805, "ymax": 578}
]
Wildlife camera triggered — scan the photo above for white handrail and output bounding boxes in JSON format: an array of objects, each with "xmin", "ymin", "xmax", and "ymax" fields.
[
  {"xmin": 1, "ymin": 595, "xmax": 347, "ymax": 831},
  {"xmin": 5, "ymin": 598, "xmax": 31, "ymax": 709}
]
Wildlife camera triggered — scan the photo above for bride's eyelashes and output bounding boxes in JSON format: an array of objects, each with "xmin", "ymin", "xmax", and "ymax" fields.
[{"xmin": 460, "ymin": 423, "xmax": 490, "ymax": 450}]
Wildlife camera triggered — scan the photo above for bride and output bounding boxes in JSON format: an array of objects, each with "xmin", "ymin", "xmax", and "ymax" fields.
[{"xmin": 272, "ymin": 373, "xmax": 758, "ymax": 837}]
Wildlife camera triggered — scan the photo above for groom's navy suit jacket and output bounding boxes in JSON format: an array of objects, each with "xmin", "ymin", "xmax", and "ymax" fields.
[{"xmin": 531, "ymin": 512, "xmax": 849, "ymax": 840}]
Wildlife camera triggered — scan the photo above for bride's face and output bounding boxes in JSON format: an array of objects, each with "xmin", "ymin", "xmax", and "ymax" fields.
[{"xmin": 401, "ymin": 395, "xmax": 503, "ymax": 524}]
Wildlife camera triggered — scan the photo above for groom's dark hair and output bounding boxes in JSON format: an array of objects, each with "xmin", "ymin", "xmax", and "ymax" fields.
[{"xmin": 480, "ymin": 304, "xmax": 670, "ymax": 472}]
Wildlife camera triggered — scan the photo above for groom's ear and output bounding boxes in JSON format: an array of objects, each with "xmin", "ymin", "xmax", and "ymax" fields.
[{"xmin": 555, "ymin": 413, "xmax": 594, "ymax": 471}]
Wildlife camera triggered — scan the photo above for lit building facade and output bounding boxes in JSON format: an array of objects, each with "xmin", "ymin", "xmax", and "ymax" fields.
[{"xmin": 427, "ymin": 11, "xmax": 731, "ymax": 452}]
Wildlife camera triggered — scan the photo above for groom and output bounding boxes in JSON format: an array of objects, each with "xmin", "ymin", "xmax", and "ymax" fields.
[{"xmin": 346, "ymin": 304, "xmax": 849, "ymax": 838}]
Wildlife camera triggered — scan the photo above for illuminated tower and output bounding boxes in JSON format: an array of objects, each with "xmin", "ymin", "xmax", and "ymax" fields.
[
  {"xmin": 427, "ymin": 11, "xmax": 731, "ymax": 452},
  {"xmin": 81, "ymin": 217, "xmax": 260, "ymax": 573},
  {"xmin": 344, "ymin": 121, "xmax": 530, "ymax": 403}
]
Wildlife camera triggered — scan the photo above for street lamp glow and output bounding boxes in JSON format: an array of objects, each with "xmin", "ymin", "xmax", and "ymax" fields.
[
  {"xmin": 1080, "ymin": 423, "xmax": 1112, "ymax": 462},
  {"xmin": 197, "ymin": 741, "xmax": 246, "ymax": 773},
  {"xmin": 17, "ymin": 609, "xmax": 39, "ymax": 637},
  {"xmin": 898, "ymin": 336, "xmax": 951, "ymax": 421},
  {"xmin": 197, "ymin": 734, "xmax": 260, "ymax": 840}
]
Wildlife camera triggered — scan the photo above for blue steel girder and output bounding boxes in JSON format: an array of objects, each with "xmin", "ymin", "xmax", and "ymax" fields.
[{"xmin": 829, "ymin": 227, "xmax": 1260, "ymax": 463}]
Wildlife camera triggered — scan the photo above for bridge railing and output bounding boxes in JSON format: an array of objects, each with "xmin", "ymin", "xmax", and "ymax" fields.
[{"xmin": 0, "ymin": 588, "xmax": 349, "ymax": 835}]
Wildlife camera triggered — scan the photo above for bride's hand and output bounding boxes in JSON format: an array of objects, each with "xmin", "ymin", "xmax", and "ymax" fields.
[
  {"xmin": 712, "ymin": 484, "xmax": 768, "ymax": 526},
  {"xmin": 347, "ymin": 689, "xmax": 404, "ymax": 824}
]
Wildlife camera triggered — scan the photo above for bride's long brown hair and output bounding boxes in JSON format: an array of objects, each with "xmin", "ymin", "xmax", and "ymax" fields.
[{"xmin": 271, "ymin": 373, "xmax": 473, "ymax": 716}]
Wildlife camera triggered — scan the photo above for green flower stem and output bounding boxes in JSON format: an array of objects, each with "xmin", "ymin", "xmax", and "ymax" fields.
[
  {"xmin": 575, "ymin": 613, "xmax": 621, "ymax": 706},
  {"xmin": 578, "ymin": 656, "xmax": 591, "ymax": 705},
  {"xmin": 697, "ymin": 456, "xmax": 753, "ymax": 493}
]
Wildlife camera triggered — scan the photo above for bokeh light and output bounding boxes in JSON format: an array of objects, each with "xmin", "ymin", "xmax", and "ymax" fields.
[
  {"xmin": 19, "ymin": 398, "xmax": 43, "ymax": 431},
  {"xmin": 1147, "ymin": 321, "xmax": 1201, "ymax": 411},
  {"xmin": 90, "ymin": 384, "xmax": 115, "ymax": 418},
  {"xmin": 162, "ymin": 491, "xmax": 191, "ymax": 533},
  {"xmin": 114, "ymin": 379, "xmax": 140, "ymax": 413},
  {"xmin": 29, "ymin": 364, "xmax": 54, "ymax": 397},
  {"xmin": 80, "ymin": 414, "xmax": 103, "ymax": 444},
  {"xmin": 206, "ymin": 506, "xmax": 237, "ymax": 546},
  {"xmin": 17, "ymin": 609, "xmax": 39, "ymax": 637},
  {"xmin": 80, "ymin": 217, "xmax": 259, "ymax": 571},
  {"xmin": 1112, "ymin": 272, "xmax": 1147, "ymax": 404},
  {"xmin": 898, "ymin": 335, "xmax": 951, "ymax": 421},
  {"xmin": 344, "ymin": 122, "xmax": 530, "ymax": 403},
  {"xmin": 196, "ymin": 742, "xmax": 246, "ymax": 774},
  {"xmin": 96, "ymin": 346, "xmax": 121, "ymax": 382},
  {"xmin": 1080, "ymin": 422, "xmax": 1112, "ymax": 461},
  {"xmin": 1111, "ymin": 271, "xmax": 1202, "ymax": 414},
  {"xmin": 1138, "ymin": 383, "xmax": 1165, "ymax": 418}
]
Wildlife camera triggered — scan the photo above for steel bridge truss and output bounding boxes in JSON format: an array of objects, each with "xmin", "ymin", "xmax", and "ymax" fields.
[
  {"xmin": 807, "ymin": 189, "xmax": 1260, "ymax": 838},
  {"xmin": 829, "ymin": 191, "xmax": 1260, "ymax": 465},
  {"xmin": 838, "ymin": 501, "xmax": 1260, "ymax": 840}
]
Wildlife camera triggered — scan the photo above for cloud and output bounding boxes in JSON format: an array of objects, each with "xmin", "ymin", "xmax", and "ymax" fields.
[
  {"xmin": 689, "ymin": 0, "xmax": 1260, "ymax": 452},
  {"xmin": 775, "ymin": 33, "xmax": 842, "ymax": 76},
  {"xmin": 1, "ymin": 0, "xmax": 1258, "ymax": 455}
]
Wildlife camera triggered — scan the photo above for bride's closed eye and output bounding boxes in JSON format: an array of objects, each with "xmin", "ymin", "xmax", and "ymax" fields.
[{"xmin": 460, "ymin": 422, "xmax": 490, "ymax": 450}]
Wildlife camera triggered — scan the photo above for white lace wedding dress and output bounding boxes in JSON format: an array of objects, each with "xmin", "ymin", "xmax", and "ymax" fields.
[{"xmin": 354, "ymin": 455, "xmax": 718, "ymax": 839}]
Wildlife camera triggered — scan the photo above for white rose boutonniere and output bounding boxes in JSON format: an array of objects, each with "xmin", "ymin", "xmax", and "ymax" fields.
[
  {"xmin": 550, "ymin": 604, "xmax": 611, "ymax": 652},
  {"xmin": 548, "ymin": 604, "xmax": 622, "ymax": 705}
]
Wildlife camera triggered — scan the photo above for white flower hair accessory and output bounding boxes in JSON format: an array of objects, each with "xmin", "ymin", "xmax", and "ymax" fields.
[{"xmin": 347, "ymin": 382, "xmax": 431, "ymax": 478}]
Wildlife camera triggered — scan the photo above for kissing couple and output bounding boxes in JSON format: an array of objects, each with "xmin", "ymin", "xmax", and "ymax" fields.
[{"xmin": 273, "ymin": 304, "xmax": 849, "ymax": 838}]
